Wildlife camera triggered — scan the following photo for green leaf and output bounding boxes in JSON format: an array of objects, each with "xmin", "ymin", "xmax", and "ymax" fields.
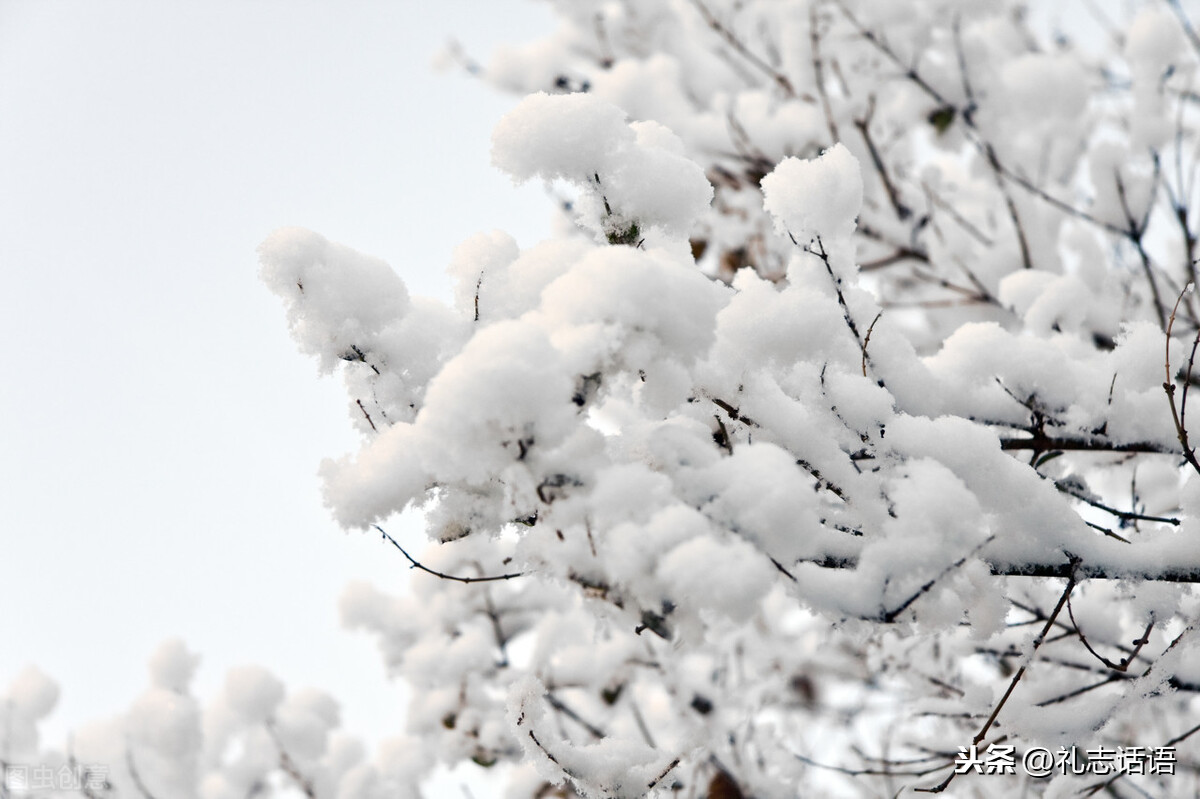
[{"xmin": 928, "ymin": 106, "xmax": 956, "ymax": 135}]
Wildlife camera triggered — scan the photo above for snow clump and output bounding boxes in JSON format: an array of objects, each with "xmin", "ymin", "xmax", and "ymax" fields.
[{"xmin": 760, "ymin": 142, "xmax": 863, "ymax": 242}]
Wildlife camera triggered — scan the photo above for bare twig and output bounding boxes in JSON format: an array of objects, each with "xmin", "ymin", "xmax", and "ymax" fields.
[
  {"xmin": 546, "ymin": 692, "xmax": 607, "ymax": 740},
  {"xmin": 810, "ymin": 4, "xmax": 840, "ymax": 145},
  {"xmin": 999, "ymin": 436, "xmax": 1176, "ymax": 455},
  {"xmin": 855, "ymin": 96, "xmax": 910, "ymax": 220},
  {"xmin": 356, "ymin": 399, "xmax": 378, "ymax": 432},
  {"xmin": 483, "ymin": 589, "xmax": 511, "ymax": 667},
  {"xmin": 1167, "ymin": 0, "xmax": 1200, "ymax": 60},
  {"xmin": 474, "ymin": 271, "xmax": 483, "ymax": 322},
  {"xmin": 1067, "ymin": 596, "xmax": 1154, "ymax": 673},
  {"xmin": 921, "ymin": 182, "xmax": 994, "ymax": 247},
  {"xmin": 808, "ymin": 236, "xmax": 863, "ymax": 345},
  {"xmin": 690, "ymin": 0, "xmax": 796, "ymax": 96},
  {"xmin": 1116, "ymin": 168, "xmax": 1167, "ymax": 328},
  {"xmin": 919, "ymin": 572, "xmax": 1077, "ymax": 793},
  {"xmin": 802, "ymin": 551, "xmax": 1200, "ymax": 585},
  {"xmin": 1163, "ymin": 286, "xmax": 1200, "ymax": 474},
  {"xmin": 878, "ymin": 535, "xmax": 995, "ymax": 623},
  {"xmin": 374, "ymin": 525, "xmax": 525, "ymax": 583},
  {"xmin": 794, "ymin": 748, "xmax": 957, "ymax": 779},
  {"xmin": 983, "ymin": 143, "xmax": 1033, "ymax": 270},
  {"xmin": 1166, "ymin": 720, "xmax": 1200, "ymax": 747},
  {"xmin": 832, "ymin": 0, "xmax": 950, "ymax": 107},
  {"xmin": 1033, "ymin": 673, "xmax": 1121, "ymax": 706},
  {"xmin": 647, "ymin": 758, "xmax": 681, "ymax": 791},
  {"xmin": 125, "ymin": 747, "xmax": 160, "ymax": 799},
  {"xmin": 266, "ymin": 723, "xmax": 317, "ymax": 799},
  {"xmin": 1051, "ymin": 477, "xmax": 1180, "ymax": 527}
]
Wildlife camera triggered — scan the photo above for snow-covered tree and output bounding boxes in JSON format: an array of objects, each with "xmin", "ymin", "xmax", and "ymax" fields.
[{"xmin": 10, "ymin": 1, "xmax": 1200, "ymax": 797}]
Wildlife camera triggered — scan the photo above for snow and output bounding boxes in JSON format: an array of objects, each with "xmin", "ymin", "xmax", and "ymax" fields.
[
  {"xmin": 657, "ymin": 533, "xmax": 775, "ymax": 623},
  {"xmin": 1125, "ymin": 6, "xmax": 1189, "ymax": 83},
  {"xmin": 492, "ymin": 92, "xmax": 712, "ymax": 240},
  {"xmin": 148, "ymin": 638, "xmax": 201, "ymax": 693},
  {"xmin": 258, "ymin": 227, "xmax": 410, "ymax": 373},
  {"xmin": 997, "ymin": 54, "xmax": 1089, "ymax": 126},
  {"xmin": 761, "ymin": 143, "xmax": 863, "ymax": 243},
  {"xmin": 223, "ymin": 665, "xmax": 285, "ymax": 723},
  {"xmin": 7, "ymin": 665, "xmax": 60, "ymax": 720},
  {"xmin": 491, "ymin": 92, "xmax": 633, "ymax": 184},
  {"xmin": 20, "ymin": 0, "xmax": 1200, "ymax": 796},
  {"xmin": 319, "ymin": 422, "xmax": 428, "ymax": 528},
  {"xmin": 126, "ymin": 687, "xmax": 202, "ymax": 757}
]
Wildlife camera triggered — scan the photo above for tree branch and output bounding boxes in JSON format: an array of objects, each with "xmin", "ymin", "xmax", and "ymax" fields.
[
  {"xmin": 797, "ymin": 553, "xmax": 1200, "ymax": 585},
  {"xmin": 375, "ymin": 525, "xmax": 525, "ymax": 583}
]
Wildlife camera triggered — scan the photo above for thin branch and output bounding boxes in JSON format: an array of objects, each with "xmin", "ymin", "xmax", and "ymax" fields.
[
  {"xmin": 125, "ymin": 747, "xmax": 160, "ymax": 799},
  {"xmin": 627, "ymin": 695, "xmax": 658, "ymax": 750},
  {"xmin": 832, "ymin": 0, "xmax": 950, "ymax": 107},
  {"xmin": 794, "ymin": 749, "xmax": 955, "ymax": 779},
  {"xmin": 1164, "ymin": 286, "xmax": 1200, "ymax": 474},
  {"xmin": 808, "ymin": 236, "xmax": 867, "ymax": 352},
  {"xmin": 483, "ymin": 589, "xmax": 511, "ymax": 667},
  {"xmin": 1116, "ymin": 169, "xmax": 1167, "ymax": 328},
  {"xmin": 798, "ymin": 553, "xmax": 1200, "ymax": 585},
  {"xmin": 266, "ymin": 723, "xmax": 317, "ymax": 799},
  {"xmin": 983, "ymin": 142, "xmax": 1033, "ymax": 270},
  {"xmin": 994, "ymin": 162, "xmax": 1128, "ymax": 237},
  {"xmin": 713, "ymin": 414, "xmax": 734, "ymax": 455},
  {"xmin": 545, "ymin": 692, "xmax": 607, "ymax": 740},
  {"xmin": 374, "ymin": 525, "xmax": 526, "ymax": 583},
  {"xmin": 950, "ymin": 15, "xmax": 976, "ymax": 120},
  {"xmin": 690, "ymin": 0, "xmax": 796, "ymax": 96},
  {"xmin": 1179, "ymin": 303, "xmax": 1200, "ymax": 441},
  {"xmin": 1067, "ymin": 596, "xmax": 1154, "ymax": 673},
  {"xmin": 647, "ymin": 758, "xmax": 681, "ymax": 791},
  {"xmin": 921, "ymin": 182, "xmax": 994, "ymax": 247},
  {"xmin": 795, "ymin": 458, "xmax": 849, "ymax": 501},
  {"xmin": 1167, "ymin": 0, "xmax": 1200, "ymax": 60},
  {"xmin": 809, "ymin": 3, "xmax": 840, "ymax": 145},
  {"xmin": 998, "ymin": 436, "xmax": 1176, "ymax": 455},
  {"xmin": 527, "ymin": 729, "xmax": 564, "ymax": 769},
  {"xmin": 859, "ymin": 247, "xmax": 928, "ymax": 271},
  {"xmin": 855, "ymin": 96, "xmax": 910, "ymax": 220},
  {"xmin": 474, "ymin": 271, "xmax": 483, "ymax": 322},
  {"xmin": 1033, "ymin": 673, "xmax": 1121, "ymax": 706},
  {"xmin": 712, "ymin": 396, "xmax": 757, "ymax": 427},
  {"xmin": 920, "ymin": 572, "xmax": 1077, "ymax": 793},
  {"xmin": 878, "ymin": 535, "xmax": 995, "ymax": 623},
  {"xmin": 356, "ymin": 399, "xmax": 378, "ymax": 432},
  {"xmin": 1166, "ymin": 720, "xmax": 1200, "ymax": 747},
  {"xmin": 1052, "ymin": 477, "xmax": 1180, "ymax": 526}
]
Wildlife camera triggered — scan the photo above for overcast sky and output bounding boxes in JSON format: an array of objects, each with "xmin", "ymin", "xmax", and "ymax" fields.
[{"xmin": 0, "ymin": 0, "xmax": 554, "ymax": 755}]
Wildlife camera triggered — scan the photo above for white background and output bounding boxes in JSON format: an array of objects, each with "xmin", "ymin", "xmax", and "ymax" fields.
[{"xmin": 0, "ymin": 0, "xmax": 553, "ymax": 754}]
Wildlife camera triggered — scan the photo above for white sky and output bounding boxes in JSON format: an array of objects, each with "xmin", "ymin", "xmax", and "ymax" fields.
[{"xmin": 0, "ymin": 0, "xmax": 553, "ymax": 758}]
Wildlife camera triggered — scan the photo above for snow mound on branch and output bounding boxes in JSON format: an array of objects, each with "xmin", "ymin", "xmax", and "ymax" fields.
[
  {"xmin": 418, "ymin": 319, "xmax": 576, "ymax": 484},
  {"xmin": 259, "ymin": 227, "xmax": 410, "ymax": 372},
  {"xmin": 539, "ymin": 245, "xmax": 728, "ymax": 367},
  {"xmin": 998, "ymin": 54, "xmax": 1088, "ymax": 126},
  {"xmin": 658, "ymin": 534, "xmax": 775, "ymax": 622},
  {"xmin": 1125, "ymin": 6, "xmax": 1189, "ymax": 82},
  {"xmin": 761, "ymin": 143, "xmax": 863, "ymax": 242},
  {"xmin": 491, "ymin": 92, "xmax": 631, "ymax": 182},
  {"xmin": 320, "ymin": 423, "xmax": 428, "ymax": 528},
  {"xmin": 445, "ymin": 229, "xmax": 520, "ymax": 320},
  {"xmin": 7, "ymin": 666, "xmax": 59, "ymax": 720},
  {"xmin": 491, "ymin": 92, "xmax": 712, "ymax": 238},
  {"xmin": 148, "ymin": 638, "xmax": 200, "ymax": 693},
  {"xmin": 126, "ymin": 687, "xmax": 202, "ymax": 757},
  {"xmin": 223, "ymin": 666, "xmax": 285, "ymax": 723}
]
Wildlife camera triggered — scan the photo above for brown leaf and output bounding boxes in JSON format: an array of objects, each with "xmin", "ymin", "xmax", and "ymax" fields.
[{"xmin": 707, "ymin": 770, "xmax": 745, "ymax": 799}]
